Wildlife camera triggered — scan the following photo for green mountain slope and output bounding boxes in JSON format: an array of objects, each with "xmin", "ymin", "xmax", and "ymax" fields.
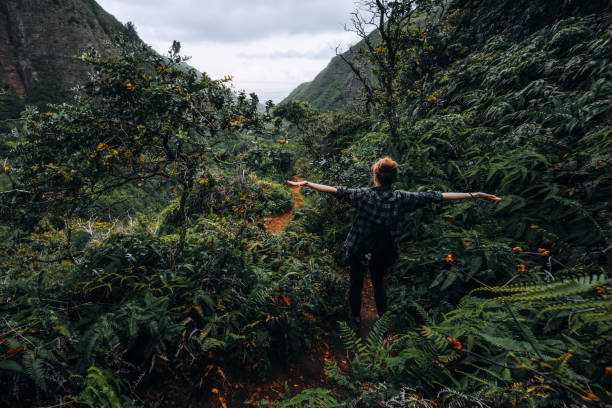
[
  {"xmin": 0, "ymin": 0, "xmax": 141, "ymax": 124},
  {"xmin": 281, "ymin": 40, "xmax": 369, "ymax": 111}
]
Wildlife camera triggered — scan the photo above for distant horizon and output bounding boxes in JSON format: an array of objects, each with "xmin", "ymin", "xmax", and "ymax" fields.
[{"xmin": 96, "ymin": 0, "xmax": 361, "ymax": 103}]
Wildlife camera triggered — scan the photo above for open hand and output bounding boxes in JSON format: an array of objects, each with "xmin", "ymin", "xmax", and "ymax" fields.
[
  {"xmin": 287, "ymin": 180, "xmax": 308, "ymax": 187},
  {"xmin": 475, "ymin": 192, "xmax": 502, "ymax": 201}
]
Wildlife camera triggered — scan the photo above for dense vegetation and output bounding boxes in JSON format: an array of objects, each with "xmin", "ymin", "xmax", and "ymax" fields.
[{"xmin": 1, "ymin": 0, "xmax": 610, "ymax": 407}]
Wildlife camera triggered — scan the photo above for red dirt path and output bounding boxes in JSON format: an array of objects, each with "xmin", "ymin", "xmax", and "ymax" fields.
[{"xmin": 263, "ymin": 176, "xmax": 304, "ymax": 234}]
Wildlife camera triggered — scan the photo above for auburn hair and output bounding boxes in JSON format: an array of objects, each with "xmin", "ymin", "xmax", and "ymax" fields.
[{"xmin": 372, "ymin": 157, "xmax": 398, "ymax": 186}]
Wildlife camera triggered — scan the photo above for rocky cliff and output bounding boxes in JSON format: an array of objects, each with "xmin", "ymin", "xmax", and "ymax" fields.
[{"xmin": 0, "ymin": 0, "xmax": 131, "ymax": 102}]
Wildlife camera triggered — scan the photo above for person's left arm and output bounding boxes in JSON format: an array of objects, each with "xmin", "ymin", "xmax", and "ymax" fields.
[{"xmin": 442, "ymin": 192, "xmax": 501, "ymax": 201}]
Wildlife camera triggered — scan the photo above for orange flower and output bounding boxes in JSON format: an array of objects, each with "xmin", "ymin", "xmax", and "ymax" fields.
[
  {"xmin": 605, "ymin": 366, "xmax": 612, "ymax": 375},
  {"xmin": 445, "ymin": 254, "xmax": 453, "ymax": 263},
  {"xmin": 125, "ymin": 83, "xmax": 133, "ymax": 90},
  {"xmin": 6, "ymin": 346, "xmax": 25, "ymax": 357},
  {"xmin": 580, "ymin": 392, "xmax": 600, "ymax": 402},
  {"xmin": 517, "ymin": 264, "xmax": 527, "ymax": 274},
  {"xmin": 512, "ymin": 246, "xmax": 522, "ymax": 252},
  {"xmin": 561, "ymin": 153, "xmax": 569, "ymax": 159},
  {"xmin": 446, "ymin": 336, "xmax": 462, "ymax": 350},
  {"xmin": 537, "ymin": 248, "xmax": 550, "ymax": 256}
]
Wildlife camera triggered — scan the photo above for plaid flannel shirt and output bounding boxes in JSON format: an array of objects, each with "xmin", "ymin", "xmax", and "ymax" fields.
[{"xmin": 335, "ymin": 186, "xmax": 443, "ymax": 254}]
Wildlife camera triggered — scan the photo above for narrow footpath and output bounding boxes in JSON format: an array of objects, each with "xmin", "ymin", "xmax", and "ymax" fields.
[{"xmin": 264, "ymin": 176, "xmax": 304, "ymax": 234}]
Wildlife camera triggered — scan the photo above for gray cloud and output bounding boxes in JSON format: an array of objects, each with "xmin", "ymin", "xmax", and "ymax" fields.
[
  {"xmin": 238, "ymin": 47, "xmax": 335, "ymax": 60},
  {"xmin": 99, "ymin": 0, "xmax": 358, "ymax": 43},
  {"xmin": 96, "ymin": 0, "xmax": 361, "ymax": 102}
]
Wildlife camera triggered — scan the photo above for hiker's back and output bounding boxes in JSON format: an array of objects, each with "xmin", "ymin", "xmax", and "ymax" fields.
[{"xmin": 335, "ymin": 186, "xmax": 443, "ymax": 256}]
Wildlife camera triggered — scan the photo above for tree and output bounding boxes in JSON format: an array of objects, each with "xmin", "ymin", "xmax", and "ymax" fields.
[
  {"xmin": 341, "ymin": 0, "xmax": 449, "ymax": 155},
  {"xmin": 2, "ymin": 40, "xmax": 265, "ymax": 264}
]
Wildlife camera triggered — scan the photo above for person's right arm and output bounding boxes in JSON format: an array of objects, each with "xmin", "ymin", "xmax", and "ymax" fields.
[{"xmin": 287, "ymin": 180, "xmax": 337, "ymax": 194}]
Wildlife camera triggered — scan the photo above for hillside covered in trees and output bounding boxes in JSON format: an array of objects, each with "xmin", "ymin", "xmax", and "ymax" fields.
[{"xmin": 0, "ymin": 0, "xmax": 610, "ymax": 407}]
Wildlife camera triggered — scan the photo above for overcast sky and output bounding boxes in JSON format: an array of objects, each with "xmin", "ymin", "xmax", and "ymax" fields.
[{"xmin": 96, "ymin": 0, "xmax": 361, "ymax": 102}]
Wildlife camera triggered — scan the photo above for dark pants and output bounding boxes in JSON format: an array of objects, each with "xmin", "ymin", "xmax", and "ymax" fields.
[{"xmin": 348, "ymin": 250, "xmax": 395, "ymax": 318}]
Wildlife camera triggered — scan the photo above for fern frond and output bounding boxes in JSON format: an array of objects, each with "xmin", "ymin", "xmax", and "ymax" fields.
[
  {"xmin": 365, "ymin": 312, "xmax": 392, "ymax": 353},
  {"xmin": 413, "ymin": 301, "xmax": 435, "ymax": 325},
  {"xmin": 338, "ymin": 321, "xmax": 367, "ymax": 361},
  {"xmin": 455, "ymin": 370, "xmax": 499, "ymax": 391},
  {"xmin": 324, "ymin": 361, "xmax": 355, "ymax": 392},
  {"xmin": 273, "ymin": 388, "xmax": 342, "ymax": 408},
  {"xmin": 419, "ymin": 325, "xmax": 448, "ymax": 350},
  {"xmin": 201, "ymin": 337, "xmax": 227, "ymax": 352},
  {"xmin": 478, "ymin": 332, "xmax": 526, "ymax": 353},
  {"xmin": 540, "ymin": 298, "xmax": 612, "ymax": 313},
  {"xmin": 470, "ymin": 363, "xmax": 511, "ymax": 383},
  {"xmin": 246, "ymin": 285, "xmax": 273, "ymax": 309},
  {"xmin": 22, "ymin": 351, "xmax": 47, "ymax": 391},
  {"xmin": 471, "ymin": 274, "xmax": 611, "ymax": 302},
  {"xmin": 438, "ymin": 387, "xmax": 492, "ymax": 408}
]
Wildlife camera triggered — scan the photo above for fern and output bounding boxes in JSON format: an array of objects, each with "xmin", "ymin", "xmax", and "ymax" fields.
[
  {"xmin": 540, "ymin": 298, "xmax": 612, "ymax": 313},
  {"xmin": 273, "ymin": 388, "xmax": 342, "ymax": 408},
  {"xmin": 470, "ymin": 274, "xmax": 611, "ymax": 302},
  {"xmin": 338, "ymin": 320, "xmax": 361, "ymax": 352},
  {"xmin": 412, "ymin": 301, "xmax": 435, "ymax": 325},
  {"xmin": 200, "ymin": 337, "xmax": 227, "ymax": 352},
  {"xmin": 365, "ymin": 311, "xmax": 392, "ymax": 352},
  {"xmin": 418, "ymin": 325, "xmax": 448, "ymax": 351},
  {"xmin": 69, "ymin": 366, "xmax": 138, "ymax": 408},
  {"xmin": 22, "ymin": 351, "xmax": 47, "ymax": 392}
]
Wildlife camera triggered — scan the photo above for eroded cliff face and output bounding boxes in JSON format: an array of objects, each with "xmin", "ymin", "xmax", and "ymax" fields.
[{"xmin": 0, "ymin": 0, "xmax": 127, "ymax": 97}]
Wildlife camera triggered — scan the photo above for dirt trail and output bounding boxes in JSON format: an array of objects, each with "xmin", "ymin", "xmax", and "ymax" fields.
[{"xmin": 264, "ymin": 176, "xmax": 304, "ymax": 234}]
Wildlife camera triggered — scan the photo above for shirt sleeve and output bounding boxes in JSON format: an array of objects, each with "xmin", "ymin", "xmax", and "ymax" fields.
[
  {"xmin": 335, "ymin": 186, "xmax": 367, "ymax": 208},
  {"xmin": 399, "ymin": 190, "xmax": 443, "ymax": 210}
]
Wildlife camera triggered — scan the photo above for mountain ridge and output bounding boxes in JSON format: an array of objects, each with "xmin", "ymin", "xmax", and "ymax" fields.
[
  {"xmin": 281, "ymin": 38, "xmax": 372, "ymax": 111},
  {"xmin": 0, "ymin": 0, "xmax": 131, "ymax": 96}
]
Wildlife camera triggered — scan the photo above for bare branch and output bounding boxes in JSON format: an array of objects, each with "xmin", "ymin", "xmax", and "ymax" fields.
[
  {"xmin": 0, "ymin": 189, "xmax": 32, "ymax": 194},
  {"xmin": 336, "ymin": 46, "xmax": 375, "ymax": 109}
]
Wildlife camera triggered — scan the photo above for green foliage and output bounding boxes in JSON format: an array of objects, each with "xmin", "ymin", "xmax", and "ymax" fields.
[
  {"xmin": 69, "ymin": 366, "xmax": 140, "ymax": 408},
  {"xmin": 254, "ymin": 179, "xmax": 292, "ymax": 215},
  {"xmin": 2, "ymin": 39, "xmax": 265, "ymax": 252},
  {"xmin": 2, "ymin": 0, "xmax": 611, "ymax": 406},
  {"xmin": 273, "ymin": 388, "xmax": 342, "ymax": 408},
  {"xmin": 277, "ymin": 0, "xmax": 610, "ymax": 406},
  {"xmin": 0, "ymin": 39, "xmax": 348, "ymax": 406}
]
